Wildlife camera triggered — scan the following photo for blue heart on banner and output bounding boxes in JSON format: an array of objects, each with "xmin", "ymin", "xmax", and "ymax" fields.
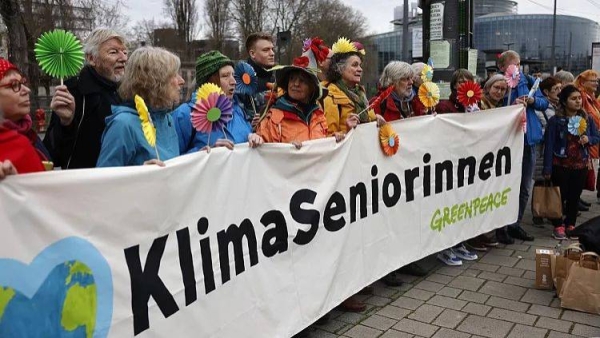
[{"xmin": 0, "ymin": 237, "xmax": 113, "ymax": 337}]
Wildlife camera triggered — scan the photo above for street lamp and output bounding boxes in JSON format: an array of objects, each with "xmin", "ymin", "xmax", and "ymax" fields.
[{"xmin": 503, "ymin": 42, "xmax": 514, "ymax": 51}]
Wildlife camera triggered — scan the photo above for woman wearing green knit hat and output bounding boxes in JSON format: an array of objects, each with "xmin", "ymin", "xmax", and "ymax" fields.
[{"xmin": 172, "ymin": 50, "xmax": 263, "ymax": 152}]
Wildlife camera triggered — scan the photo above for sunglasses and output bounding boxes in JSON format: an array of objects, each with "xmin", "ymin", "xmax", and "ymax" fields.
[{"xmin": 0, "ymin": 77, "xmax": 27, "ymax": 92}]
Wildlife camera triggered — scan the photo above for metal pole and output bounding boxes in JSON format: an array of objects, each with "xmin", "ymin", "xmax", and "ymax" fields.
[
  {"xmin": 551, "ymin": 0, "xmax": 557, "ymax": 74},
  {"xmin": 567, "ymin": 31, "xmax": 572, "ymax": 71},
  {"xmin": 402, "ymin": 0, "xmax": 410, "ymax": 62}
]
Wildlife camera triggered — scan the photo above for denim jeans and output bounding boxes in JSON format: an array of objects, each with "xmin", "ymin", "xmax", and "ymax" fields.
[{"xmin": 509, "ymin": 144, "xmax": 536, "ymax": 230}]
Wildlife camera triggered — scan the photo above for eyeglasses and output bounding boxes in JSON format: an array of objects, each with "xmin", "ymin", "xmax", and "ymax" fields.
[
  {"xmin": 0, "ymin": 78, "xmax": 27, "ymax": 92},
  {"xmin": 587, "ymin": 79, "xmax": 599, "ymax": 84}
]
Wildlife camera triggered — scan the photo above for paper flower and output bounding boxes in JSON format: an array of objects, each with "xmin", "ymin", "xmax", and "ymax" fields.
[
  {"xmin": 504, "ymin": 64, "xmax": 520, "ymax": 88},
  {"xmin": 332, "ymin": 37, "xmax": 358, "ymax": 55},
  {"xmin": 379, "ymin": 123, "xmax": 400, "ymax": 156},
  {"xmin": 234, "ymin": 62, "xmax": 258, "ymax": 96},
  {"xmin": 568, "ymin": 115, "xmax": 587, "ymax": 136},
  {"xmin": 191, "ymin": 83, "xmax": 233, "ymax": 133},
  {"xmin": 293, "ymin": 56, "xmax": 310, "ymax": 68},
  {"xmin": 134, "ymin": 95, "xmax": 156, "ymax": 147},
  {"xmin": 427, "ymin": 57, "xmax": 434, "ymax": 68},
  {"xmin": 421, "ymin": 64, "xmax": 434, "ymax": 83},
  {"xmin": 353, "ymin": 41, "xmax": 366, "ymax": 55},
  {"xmin": 418, "ymin": 82, "xmax": 440, "ymax": 108},
  {"xmin": 303, "ymin": 37, "xmax": 329, "ymax": 63},
  {"xmin": 457, "ymin": 81, "xmax": 482, "ymax": 107},
  {"xmin": 34, "ymin": 29, "xmax": 84, "ymax": 81}
]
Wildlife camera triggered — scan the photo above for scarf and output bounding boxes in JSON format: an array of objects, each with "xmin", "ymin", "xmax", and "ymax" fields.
[
  {"xmin": 335, "ymin": 80, "xmax": 369, "ymax": 122},
  {"xmin": 390, "ymin": 90, "xmax": 415, "ymax": 118},
  {"xmin": 2, "ymin": 114, "xmax": 34, "ymax": 142},
  {"xmin": 2, "ymin": 114, "xmax": 49, "ymax": 162}
]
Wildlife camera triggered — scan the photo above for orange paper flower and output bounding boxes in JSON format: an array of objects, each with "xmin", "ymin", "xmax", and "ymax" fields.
[
  {"xmin": 418, "ymin": 82, "xmax": 440, "ymax": 108},
  {"xmin": 379, "ymin": 123, "xmax": 400, "ymax": 156},
  {"xmin": 457, "ymin": 81, "xmax": 482, "ymax": 107}
]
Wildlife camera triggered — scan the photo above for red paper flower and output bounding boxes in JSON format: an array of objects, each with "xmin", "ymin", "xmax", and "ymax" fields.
[
  {"xmin": 457, "ymin": 81, "xmax": 482, "ymax": 107},
  {"xmin": 303, "ymin": 37, "xmax": 330, "ymax": 63},
  {"xmin": 293, "ymin": 56, "xmax": 309, "ymax": 68}
]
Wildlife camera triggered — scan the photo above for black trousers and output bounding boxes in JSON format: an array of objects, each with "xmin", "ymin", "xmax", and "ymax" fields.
[{"xmin": 551, "ymin": 166, "xmax": 586, "ymax": 227}]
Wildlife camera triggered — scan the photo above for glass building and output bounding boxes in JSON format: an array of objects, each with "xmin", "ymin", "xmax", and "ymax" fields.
[
  {"xmin": 474, "ymin": 0, "xmax": 516, "ymax": 17},
  {"xmin": 474, "ymin": 14, "xmax": 600, "ymax": 73},
  {"xmin": 366, "ymin": 13, "xmax": 600, "ymax": 77}
]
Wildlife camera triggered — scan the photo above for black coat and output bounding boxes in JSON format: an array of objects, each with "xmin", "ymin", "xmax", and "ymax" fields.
[
  {"xmin": 43, "ymin": 66, "xmax": 121, "ymax": 169},
  {"xmin": 235, "ymin": 58, "xmax": 275, "ymax": 121}
]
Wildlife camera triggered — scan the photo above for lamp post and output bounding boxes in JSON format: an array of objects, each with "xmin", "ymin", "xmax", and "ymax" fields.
[
  {"xmin": 503, "ymin": 42, "xmax": 514, "ymax": 51},
  {"xmin": 550, "ymin": 0, "xmax": 557, "ymax": 74}
]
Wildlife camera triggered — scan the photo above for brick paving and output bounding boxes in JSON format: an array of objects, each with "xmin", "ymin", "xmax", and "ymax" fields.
[{"xmin": 300, "ymin": 191, "xmax": 600, "ymax": 338}]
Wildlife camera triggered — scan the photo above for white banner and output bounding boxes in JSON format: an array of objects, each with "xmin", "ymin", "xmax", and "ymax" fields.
[{"xmin": 0, "ymin": 106, "xmax": 523, "ymax": 338}]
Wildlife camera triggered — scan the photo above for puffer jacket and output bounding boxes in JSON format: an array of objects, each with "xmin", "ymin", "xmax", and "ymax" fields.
[
  {"xmin": 257, "ymin": 96, "xmax": 327, "ymax": 143},
  {"xmin": 322, "ymin": 82, "xmax": 376, "ymax": 135}
]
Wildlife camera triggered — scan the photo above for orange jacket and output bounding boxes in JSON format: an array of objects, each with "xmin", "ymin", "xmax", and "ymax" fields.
[
  {"xmin": 579, "ymin": 89, "xmax": 600, "ymax": 158},
  {"xmin": 257, "ymin": 107, "xmax": 328, "ymax": 143}
]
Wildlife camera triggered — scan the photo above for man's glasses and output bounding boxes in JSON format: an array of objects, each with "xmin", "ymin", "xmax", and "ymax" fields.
[{"xmin": 0, "ymin": 78, "xmax": 27, "ymax": 92}]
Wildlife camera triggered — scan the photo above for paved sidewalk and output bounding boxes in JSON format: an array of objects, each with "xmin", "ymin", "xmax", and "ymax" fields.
[{"xmin": 302, "ymin": 191, "xmax": 600, "ymax": 338}]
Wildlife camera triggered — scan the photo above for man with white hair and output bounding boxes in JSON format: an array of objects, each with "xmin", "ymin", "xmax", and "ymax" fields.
[{"xmin": 44, "ymin": 28, "xmax": 128, "ymax": 169}]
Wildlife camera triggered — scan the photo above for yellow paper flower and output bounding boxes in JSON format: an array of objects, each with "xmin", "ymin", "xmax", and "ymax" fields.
[
  {"xmin": 579, "ymin": 118, "xmax": 587, "ymax": 136},
  {"xmin": 331, "ymin": 37, "xmax": 358, "ymax": 55},
  {"xmin": 134, "ymin": 95, "xmax": 156, "ymax": 147},
  {"xmin": 418, "ymin": 82, "xmax": 440, "ymax": 108},
  {"xmin": 196, "ymin": 83, "xmax": 223, "ymax": 101},
  {"xmin": 379, "ymin": 123, "xmax": 400, "ymax": 156},
  {"xmin": 421, "ymin": 65, "xmax": 434, "ymax": 83}
]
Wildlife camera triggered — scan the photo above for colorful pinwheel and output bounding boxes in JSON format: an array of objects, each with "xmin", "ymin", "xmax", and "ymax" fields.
[
  {"xmin": 35, "ymin": 29, "xmax": 84, "ymax": 85},
  {"xmin": 504, "ymin": 64, "xmax": 520, "ymax": 89},
  {"xmin": 379, "ymin": 123, "xmax": 400, "ymax": 156},
  {"xmin": 504, "ymin": 64, "xmax": 520, "ymax": 105},
  {"xmin": 135, "ymin": 95, "xmax": 160, "ymax": 160},
  {"xmin": 421, "ymin": 64, "xmax": 434, "ymax": 83},
  {"xmin": 418, "ymin": 82, "xmax": 440, "ymax": 109},
  {"xmin": 568, "ymin": 115, "xmax": 587, "ymax": 136},
  {"xmin": 191, "ymin": 83, "xmax": 233, "ymax": 136},
  {"xmin": 457, "ymin": 81, "xmax": 482, "ymax": 107},
  {"xmin": 234, "ymin": 62, "xmax": 258, "ymax": 96}
]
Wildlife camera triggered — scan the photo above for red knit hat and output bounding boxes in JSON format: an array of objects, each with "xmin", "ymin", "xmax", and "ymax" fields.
[{"xmin": 0, "ymin": 58, "xmax": 19, "ymax": 82}]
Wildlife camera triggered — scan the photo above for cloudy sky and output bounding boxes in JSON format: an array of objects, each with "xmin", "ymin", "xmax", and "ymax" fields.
[{"xmin": 121, "ymin": 0, "xmax": 599, "ymax": 36}]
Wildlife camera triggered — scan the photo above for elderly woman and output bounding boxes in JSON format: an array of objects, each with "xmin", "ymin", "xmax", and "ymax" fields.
[
  {"xmin": 372, "ymin": 61, "xmax": 427, "ymax": 121},
  {"xmin": 543, "ymin": 85, "xmax": 599, "ymax": 239},
  {"xmin": 257, "ymin": 56, "xmax": 355, "ymax": 146},
  {"xmin": 0, "ymin": 58, "xmax": 51, "ymax": 168},
  {"xmin": 323, "ymin": 38, "xmax": 384, "ymax": 140},
  {"xmin": 172, "ymin": 51, "xmax": 260, "ymax": 153},
  {"xmin": 0, "ymin": 114, "xmax": 44, "ymax": 177},
  {"xmin": 436, "ymin": 69, "xmax": 476, "ymax": 113},
  {"xmin": 96, "ymin": 47, "xmax": 185, "ymax": 167},
  {"xmin": 479, "ymin": 74, "xmax": 508, "ymax": 110},
  {"xmin": 574, "ymin": 70, "xmax": 600, "ymax": 201},
  {"xmin": 554, "ymin": 70, "xmax": 575, "ymax": 87}
]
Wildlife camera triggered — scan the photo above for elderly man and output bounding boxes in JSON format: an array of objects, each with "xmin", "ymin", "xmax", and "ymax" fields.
[{"xmin": 44, "ymin": 28, "xmax": 128, "ymax": 169}]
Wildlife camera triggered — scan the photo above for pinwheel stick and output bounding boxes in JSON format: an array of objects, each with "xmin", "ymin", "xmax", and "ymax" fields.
[
  {"xmin": 507, "ymin": 90, "xmax": 512, "ymax": 107},
  {"xmin": 154, "ymin": 146, "xmax": 161, "ymax": 161},
  {"xmin": 250, "ymin": 96, "xmax": 258, "ymax": 117}
]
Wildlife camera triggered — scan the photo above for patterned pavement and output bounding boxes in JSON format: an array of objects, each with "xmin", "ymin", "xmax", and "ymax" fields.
[{"xmin": 300, "ymin": 191, "xmax": 600, "ymax": 338}]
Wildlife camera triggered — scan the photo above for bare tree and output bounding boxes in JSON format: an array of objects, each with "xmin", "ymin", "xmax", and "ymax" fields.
[
  {"xmin": 299, "ymin": 0, "xmax": 367, "ymax": 45},
  {"xmin": 77, "ymin": 0, "xmax": 129, "ymax": 36},
  {"xmin": 230, "ymin": 0, "xmax": 269, "ymax": 43},
  {"xmin": 163, "ymin": 0, "xmax": 200, "ymax": 57},
  {"xmin": 128, "ymin": 19, "xmax": 172, "ymax": 47},
  {"xmin": 204, "ymin": 0, "xmax": 232, "ymax": 50}
]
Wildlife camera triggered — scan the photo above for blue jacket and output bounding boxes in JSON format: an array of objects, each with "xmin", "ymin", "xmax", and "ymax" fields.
[
  {"xmin": 172, "ymin": 92, "xmax": 252, "ymax": 153},
  {"xmin": 543, "ymin": 114, "xmax": 600, "ymax": 175},
  {"xmin": 503, "ymin": 73, "xmax": 549, "ymax": 146},
  {"xmin": 97, "ymin": 103, "xmax": 180, "ymax": 167}
]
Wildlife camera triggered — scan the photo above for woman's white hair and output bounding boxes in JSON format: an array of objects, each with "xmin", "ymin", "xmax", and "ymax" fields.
[
  {"xmin": 379, "ymin": 61, "xmax": 415, "ymax": 88},
  {"xmin": 83, "ymin": 27, "xmax": 126, "ymax": 58}
]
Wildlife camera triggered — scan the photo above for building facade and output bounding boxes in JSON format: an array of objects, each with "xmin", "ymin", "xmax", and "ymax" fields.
[{"xmin": 367, "ymin": 13, "xmax": 600, "ymax": 78}]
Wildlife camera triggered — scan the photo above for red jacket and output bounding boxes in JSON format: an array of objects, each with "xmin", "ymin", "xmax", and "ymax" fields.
[
  {"xmin": 0, "ymin": 127, "xmax": 44, "ymax": 174},
  {"xmin": 371, "ymin": 90, "xmax": 427, "ymax": 122}
]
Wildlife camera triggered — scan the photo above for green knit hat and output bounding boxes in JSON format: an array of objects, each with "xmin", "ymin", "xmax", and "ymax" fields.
[{"xmin": 195, "ymin": 50, "xmax": 234, "ymax": 86}]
